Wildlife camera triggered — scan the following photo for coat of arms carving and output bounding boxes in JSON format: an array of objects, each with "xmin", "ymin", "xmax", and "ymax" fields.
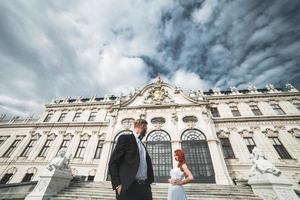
[{"xmin": 144, "ymin": 85, "xmax": 173, "ymax": 104}]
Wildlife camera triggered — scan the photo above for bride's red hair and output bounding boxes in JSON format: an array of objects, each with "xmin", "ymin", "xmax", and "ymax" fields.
[{"xmin": 175, "ymin": 149, "xmax": 186, "ymax": 169}]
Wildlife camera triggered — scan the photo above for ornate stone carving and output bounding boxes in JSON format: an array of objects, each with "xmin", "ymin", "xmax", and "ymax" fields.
[
  {"xmin": 230, "ymin": 86, "xmax": 240, "ymax": 95},
  {"xmin": 262, "ymin": 128, "xmax": 279, "ymax": 137},
  {"xmin": 288, "ymin": 128, "xmax": 300, "ymax": 137},
  {"xmin": 212, "ymin": 87, "xmax": 222, "ymax": 95},
  {"xmin": 217, "ymin": 130, "xmax": 230, "ymax": 138},
  {"xmin": 144, "ymin": 85, "xmax": 172, "ymax": 104},
  {"xmin": 47, "ymin": 150, "xmax": 71, "ymax": 171},
  {"xmin": 249, "ymin": 147, "xmax": 281, "ymax": 177},
  {"xmin": 248, "ymin": 84, "xmax": 260, "ymax": 94},
  {"xmin": 266, "ymin": 84, "xmax": 279, "ymax": 93},
  {"xmin": 286, "ymin": 83, "xmax": 298, "ymax": 92},
  {"xmin": 121, "ymin": 118, "xmax": 134, "ymax": 130},
  {"xmin": 238, "ymin": 129, "xmax": 254, "ymax": 137}
]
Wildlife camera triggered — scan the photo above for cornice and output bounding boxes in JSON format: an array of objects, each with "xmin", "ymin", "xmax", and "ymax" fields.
[
  {"xmin": 0, "ymin": 121, "xmax": 109, "ymax": 129},
  {"xmin": 213, "ymin": 115, "xmax": 300, "ymax": 124},
  {"xmin": 205, "ymin": 92, "xmax": 300, "ymax": 101}
]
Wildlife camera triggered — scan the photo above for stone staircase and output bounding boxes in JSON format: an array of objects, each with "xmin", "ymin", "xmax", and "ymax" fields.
[{"xmin": 50, "ymin": 181, "xmax": 262, "ymax": 200}]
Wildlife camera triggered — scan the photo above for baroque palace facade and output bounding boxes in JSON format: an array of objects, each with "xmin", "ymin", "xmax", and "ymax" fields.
[{"xmin": 0, "ymin": 79, "xmax": 300, "ymax": 189}]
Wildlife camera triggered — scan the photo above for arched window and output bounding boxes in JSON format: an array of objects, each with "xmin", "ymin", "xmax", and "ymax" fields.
[
  {"xmin": 181, "ymin": 129, "xmax": 215, "ymax": 183},
  {"xmin": 146, "ymin": 130, "xmax": 172, "ymax": 183}
]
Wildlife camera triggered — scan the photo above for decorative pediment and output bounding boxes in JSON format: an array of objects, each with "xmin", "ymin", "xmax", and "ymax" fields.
[
  {"xmin": 238, "ymin": 129, "xmax": 254, "ymax": 137},
  {"xmin": 63, "ymin": 133, "xmax": 74, "ymax": 140},
  {"xmin": 80, "ymin": 133, "xmax": 91, "ymax": 140},
  {"xmin": 31, "ymin": 133, "xmax": 41, "ymax": 140},
  {"xmin": 288, "ymin": 128, "xmax": 300, "ymax": 137},
  {"xmin": 262, "ymin": 128, "xmax": 279, "ymax": 137},
  {"xmin": 217, "ymin": 130, "xmax": 230, "ymax": 138},
  {"xmin": 120, "ymin": 79, "xmax": 201, "ymax": 107}
]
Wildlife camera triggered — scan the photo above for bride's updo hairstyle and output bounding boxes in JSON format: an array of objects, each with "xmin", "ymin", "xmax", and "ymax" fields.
[{"xmin": 174, "ymin": 149, "xmax": 186, "ymax": 171}]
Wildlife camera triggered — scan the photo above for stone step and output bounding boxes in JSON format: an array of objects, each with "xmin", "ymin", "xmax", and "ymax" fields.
[
  {"xmin": 70, "ymin": 184, "xmax": 253, "ymax": 190},
  {"xmin": 51, "ymin": 181, "xmax": 262, "ymax": 200},
  {"xmin": 51, "ymin": 194, "xmax": 261, "ymax": 200},
  {"xmin": 64, "ymin": 188, "xmax": 256, "ymax": 195},
  {"xmin": 60, "ymin": 190, "xmax": 260, "ymax": 197}
]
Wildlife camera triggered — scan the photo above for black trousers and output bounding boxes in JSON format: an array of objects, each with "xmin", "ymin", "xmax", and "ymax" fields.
[{"xmin": 116, "ymin": 181, "xmax": 152, "ymax": 200}]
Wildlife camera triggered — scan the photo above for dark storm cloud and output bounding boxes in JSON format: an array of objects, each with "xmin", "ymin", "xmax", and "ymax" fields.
[
  {"xmin": 0, "ymin": 0, "xmax": 300, "ymax": 117},
  {"xmin": 150, "ymin": 0, "xmax": 300, "ymax": 88}
]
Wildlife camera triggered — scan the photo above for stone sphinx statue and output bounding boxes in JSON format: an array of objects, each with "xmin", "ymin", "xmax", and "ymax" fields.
[
  {"xmin": 47, "ymin": 150, "xmax": 71, "ymax": 171},
  {"xmin": 249, "ymin": 147, "xmax": 281, "ymax": 177}
]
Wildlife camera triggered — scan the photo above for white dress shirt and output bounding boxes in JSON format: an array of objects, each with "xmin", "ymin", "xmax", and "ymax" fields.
[{"xmin": 133, "ymin": 132, "xmax": 148, "ymax": 180}]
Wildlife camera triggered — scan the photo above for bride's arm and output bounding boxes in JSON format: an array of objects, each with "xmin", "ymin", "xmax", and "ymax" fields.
[{"xmin": 177, "ymin": 164, "xmax": 194, "ymax": 186}]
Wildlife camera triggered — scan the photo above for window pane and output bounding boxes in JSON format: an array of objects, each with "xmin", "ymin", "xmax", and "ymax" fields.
[
  {"xmin": 220, "ymin": 138, "xmax": 235, "ymax": 159},
  {"xmin": 44, "ymin": 113, "xmax": 53, "ymax": 122},
  {"xmin": 21, "ymin": 173, "xmax": 34, "ymax": 182},
  {"xmin": 2, "ymin": 139, "xmax": 21, "ymax": 157},
  {"xmin": 0, "ymin": 173, "xmax": 13, "ymax": 184},
  {"xmin": 269, "ymin": 137, "xmax": 292, "ymax": 159}
]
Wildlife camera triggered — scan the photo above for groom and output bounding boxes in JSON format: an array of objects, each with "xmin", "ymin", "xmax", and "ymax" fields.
[{"xmin": 108, "ymin": 119, "xmax": 154, "ymax": 200}]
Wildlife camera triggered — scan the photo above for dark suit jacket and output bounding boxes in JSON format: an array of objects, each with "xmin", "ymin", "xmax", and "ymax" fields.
[{"xmin": 108, "ymin": 134, "xmax": 154, "ymax": 191}]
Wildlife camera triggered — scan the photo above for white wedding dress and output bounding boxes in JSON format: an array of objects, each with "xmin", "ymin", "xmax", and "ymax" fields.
[{"xmin": 167, "ymin": 167, "xmax": 187, "ymax": 200}]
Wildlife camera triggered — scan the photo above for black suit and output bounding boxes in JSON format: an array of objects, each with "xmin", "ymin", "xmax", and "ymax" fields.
[{"xmin": 108, "ymin": 134, "xmax": 154, "ymax": 200}]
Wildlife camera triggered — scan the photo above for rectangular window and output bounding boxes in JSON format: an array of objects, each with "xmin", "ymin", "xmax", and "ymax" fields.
[
  {"xmin": 87, "ymin": 175, "xmax": 95, "ymax": 181},
  {"xmin": 94, "ymin": 140, "xmax": 104, "ymax": 159},
  {"xmin": 220, "ymin": 138, "xmax": 235, "ymax": 159},
  {"xmin": 244, "ymin": 137, "xmax": 256, "ymax": 153},
  {"xmin": 0, "ymin": 173, "xmax": 13, "ymax": 184},
  {"xmin": 293, "ymin": 102, "xmax": 300, "ymax": 111},
  {"xmin": 58, "ymin": 113, "xmax": 67, "ymax": 122},
  {"xmin": 270, "ymin": 104, "xmax": 285, "ymax": 115},
  {"xmin": 74, "ymin": 140, "xmax": 87, "ymax": 158},
  {"xmin": 2, "ymin": 139, "xmax": 21, "ymax": 157},
  {"xmin": 20, "ymin": 139, "xmax": 37, "ymax": 157},
  {"xmin": 210, "ymin": 107, "xmax": 220, "ymax": 117},
  {"xmin": 0, "ymin": 136, "xmax": 9, "ymax": 147},
  {"xmin": 88, "ymin": 112, "xmax": 97, "ymax": 121},
  {"xmin": 230, "ymin": 105, "xmax": 241, "ymax": 117},
  {"xmin": 43, "ymin": 113, "xmax": 53, "ymax": 122},
  {"xmin": 57, "ymin": 139, "xmax": 70, "ymax": 154},
  {"xmin": 73, "ymin": 112, "xmax": 81, "ymax": 122},
  {"xmin": 250, "ymin": 105, "xmax": 262, "ymax": 116},
  {"xmin": 21, "ymin": 173, "xmax": 34, "ymax": 182},
  {"xmin": 38, "ymin": 139, "xmax": 53, "ymax": 157},
  {"xmin": 269, "ymin": 137, "xmax": 292, "ymax": 159}
]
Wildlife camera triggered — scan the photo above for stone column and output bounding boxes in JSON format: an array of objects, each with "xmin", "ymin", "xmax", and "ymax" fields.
[
  {"xmin": 83, "ymin": 131, "xmax": 99, "ymax": 163},
  {"xmin": 0, "ymin": 134, "xmax": 16, "ymax": 158},
  {"xmin": 28, "ymin": 132, "xmax": 48, "ymax": 160},
  {"xmin": 227, "ymin": 128, "xmax": 250, "ymax": 163},
  {"xmin": 47, "ymin": 131, "xmax": 64, "ymax": 161},
  {"xmin": 94, "ymin": 140, "xmax": 112, "ymax": 181},
  {"xmin": 205, "ymin": 116, "xmax": 233, "ymax": 185},
  {"xmin": 8, "ymin": 134, "xmax": 30, "ymax": 162},
  {"xmin": 275, "ymin": 126, "xmax": 298, "ymax": 159},
  {"xmin": 256, "ymin": 127, "xmax": 280, "ymax": 164},
  {"xmin": 66, "ymin": 131, "xmax": 81, "ymax": 158}
]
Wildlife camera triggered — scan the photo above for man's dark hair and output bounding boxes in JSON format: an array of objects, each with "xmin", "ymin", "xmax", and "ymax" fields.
[{"xmin": 134, "ymin": 119, "xmax": 148, "ymax": 127}]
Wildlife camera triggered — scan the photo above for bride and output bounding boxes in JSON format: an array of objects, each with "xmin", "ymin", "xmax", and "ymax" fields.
[{"xmin": 168, "ymin": 149, "xmax": 194, "ymax": 200}]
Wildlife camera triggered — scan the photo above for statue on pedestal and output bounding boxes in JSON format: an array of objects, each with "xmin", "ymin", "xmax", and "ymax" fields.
[
  {"xmin": 47, "ymin": 150, "xmax": 71, "ymax": 171},
  {"xmin": 249, "ymin": 147, "xmax": 281, "ymax": 177}
]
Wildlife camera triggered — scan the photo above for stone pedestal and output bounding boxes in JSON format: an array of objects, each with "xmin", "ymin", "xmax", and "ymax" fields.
[
  {"xmin": 25, "ymin": 169, "xmax": 72, "ymax": 200},
  {"xmin": 248, "ymin": 173, "xmax": 299, "ymax": 200}
]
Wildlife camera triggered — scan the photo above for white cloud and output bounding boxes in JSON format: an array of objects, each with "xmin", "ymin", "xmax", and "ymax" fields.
[{"xmin": 171, "ymin": 70, "xmax": 211, "ymax": 92}]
